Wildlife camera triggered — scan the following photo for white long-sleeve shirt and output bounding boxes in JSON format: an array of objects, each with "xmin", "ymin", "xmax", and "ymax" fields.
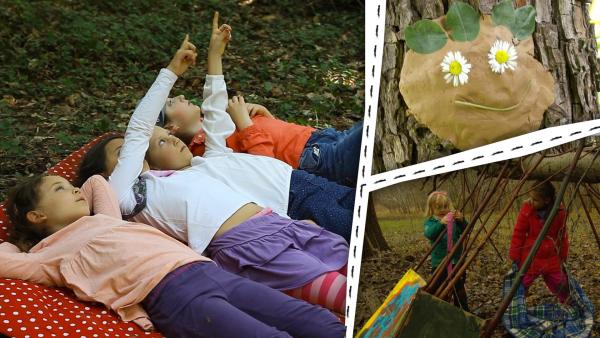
[
  {"xmin": 110, "ymin": 69, "xmax": 292, "ymax": 254},
  {"xmin": 193, "ymin": 75, "xmax": 292, "ymax": 216}
]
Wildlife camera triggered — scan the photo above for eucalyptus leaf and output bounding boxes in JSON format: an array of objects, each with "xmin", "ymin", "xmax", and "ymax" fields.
[
  {"xmin": 444, "ymin": 2, "xmax": 480, "ymax": 41},
  {"xmin": 405, "ymin": 20, "xmax": 448, "ymax": 54},
  {"xmin": 513, "ymin": 5, "xmax": 536, "ymax": 40},
  {"xmin": 491, "ymin": 0, "xmax": 515, "ymax": 28}
]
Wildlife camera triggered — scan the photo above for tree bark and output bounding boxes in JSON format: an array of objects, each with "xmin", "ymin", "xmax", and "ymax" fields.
[
  {"xmin": 363, "ymin": 194, "xmax": 390, "ymax": 257},
  {"xmin": 374, "ymin": 0, "xmax": 600, "ymax": 174}
]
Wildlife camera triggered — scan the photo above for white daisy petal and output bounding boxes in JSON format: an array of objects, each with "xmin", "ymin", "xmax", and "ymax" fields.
[
  {"xmin": 488, "ymin": 40, "xmax": 518, "ymax": 74},
  {"xmin": 440, "ymin": 50, "xmax": 471, "ymax": 87}
]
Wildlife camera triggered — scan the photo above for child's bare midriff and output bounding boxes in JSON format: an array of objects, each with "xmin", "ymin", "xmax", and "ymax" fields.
[{"xmin": 214, "ymin": 202, "xmax": 263, "ymax": 238}]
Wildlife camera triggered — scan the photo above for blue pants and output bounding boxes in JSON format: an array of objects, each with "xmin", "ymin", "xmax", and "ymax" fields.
[
  {"xmin": 298, "ymin": 121, "xmax": 362, "ymax": 187},
  {"xmin": 288, "ymin": 169, "xmax": 355, "ymax": 243},
  {"xmin": 143, "ymin": 262, "xmax": 345, "ymax": 338}
]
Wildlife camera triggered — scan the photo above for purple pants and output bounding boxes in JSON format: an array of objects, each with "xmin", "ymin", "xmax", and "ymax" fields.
[
  {"xmin": 142, "ymin": 261, "xmax": 345, "ymax": 338},
  {"xmin": 206, "ymin": 213, "xmax": 349, "ymax": 291},
  {"xmin": 523, "ymin": 269, "xmax": 569, "ymax": 303}
]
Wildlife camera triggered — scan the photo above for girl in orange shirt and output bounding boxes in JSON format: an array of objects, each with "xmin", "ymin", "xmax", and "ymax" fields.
[{"xmin": 160, "ymin": 95, "xmax": 362, "ymax": 187}]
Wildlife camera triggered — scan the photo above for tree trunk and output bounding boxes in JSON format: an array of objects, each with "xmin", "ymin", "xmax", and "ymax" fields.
[
  {"xmin": 370, "ymin": 0, "xmax": 600, "ymax": 251},
  {"xmin": 374, "ymin": 0, "xmax": 600, "ymax": 174},
  {"xmin": 363, "ymin": 194, "xmax": 390, "ymax": 257}
]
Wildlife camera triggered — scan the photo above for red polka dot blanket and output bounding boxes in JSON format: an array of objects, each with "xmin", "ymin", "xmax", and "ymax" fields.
[{"xmin": 0, "ymin": 133, "xmax": 163, "ymax": 337}]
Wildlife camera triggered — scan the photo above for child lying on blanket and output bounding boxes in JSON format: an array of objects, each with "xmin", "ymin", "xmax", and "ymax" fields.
[
  {"xmin": 77, "ymin": 12, "xmax": 349, "ymax": 314},
  {"xmin": 2, "ymin": 174, "xmax": 344, "ymax": 338},
  {"xmin": 509, "ymin": 180, "xmax": 570, "ymax": 303},
  {"xmin": 160, "ymin": 94, "xmax": 362, "ymax": 187}
]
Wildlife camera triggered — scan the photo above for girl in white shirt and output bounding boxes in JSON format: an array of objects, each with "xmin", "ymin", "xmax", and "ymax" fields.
[{"xmin": 78, "ymin": 13, "xmax": 349, "ymax": 315}]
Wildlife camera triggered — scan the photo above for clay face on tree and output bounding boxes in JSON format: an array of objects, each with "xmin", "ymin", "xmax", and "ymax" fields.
[{"xmin": 400, "ymin": 1, "xmax": 555, "ymax": 150}]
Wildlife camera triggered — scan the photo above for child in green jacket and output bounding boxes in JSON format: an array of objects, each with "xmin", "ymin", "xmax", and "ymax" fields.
[{"xmin": 423, "ymin": 191, "xmax": 469, "ymax": 311}]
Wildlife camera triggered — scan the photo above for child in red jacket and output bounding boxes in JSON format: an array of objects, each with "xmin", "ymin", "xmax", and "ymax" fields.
[{"xmin": 509, "ymin": 181, "xmax": 569, "ymax": 303}]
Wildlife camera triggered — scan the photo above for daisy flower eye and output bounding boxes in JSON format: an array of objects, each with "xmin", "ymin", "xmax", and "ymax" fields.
[
  {"xmin": 440, "ymin": 51, "xmax": 471, "ymax": 87},
  {"xmin": 488, "ymin": 40, "xmax": 518, "ymax": 74}
]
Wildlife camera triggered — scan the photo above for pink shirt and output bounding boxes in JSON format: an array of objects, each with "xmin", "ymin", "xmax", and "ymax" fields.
[{"xmin": 0, "ymin": 175, "xmax": 211, "ymax": 330}]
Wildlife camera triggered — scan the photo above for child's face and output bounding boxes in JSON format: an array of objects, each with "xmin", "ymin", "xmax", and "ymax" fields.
[
  {"xmin": 435, "ymin": 205, "xmax": 451, "ymax": 218},
  {"xmin": 165, "ymin": 95, "xmax": 203, "ymax": 137},
  {"xmin": 146, "ymin": 126, "xmax": 194, "ymax": 170},
  {"xmin": 29, "ymin": 176, "xmax": 91, "ymax": 234},
  {"xmin": 103, "ymin": 138, "xmax": 150, "ymax": 177},
  {"xmin": 529, "ymin": 191, "xmax": 551, "ymax": 210}
]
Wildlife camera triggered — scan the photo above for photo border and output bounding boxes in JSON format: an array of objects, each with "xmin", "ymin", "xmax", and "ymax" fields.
[
  {"xmin": 348, "ymin": 2, "xmax": 600, "ymax": 336},
  {"xmin": 346, "ymin": 1, "xmax": 386, "ymax": 335}
]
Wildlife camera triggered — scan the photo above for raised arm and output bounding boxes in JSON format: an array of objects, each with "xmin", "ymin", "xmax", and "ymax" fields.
[
  {"xmin": 227, "ymin": 95, "xmax": 276, "ymax": 157},
  {"xmin": 201, "ymin": 12, "xmax": 237, "ymax": 156},
  {"xmin": 80, "ymin": 175, "xmax": 122, "ymax": 219},
  {"xmin": 109, "ymin": 36, "xmax": 197, "ymax": 214}
]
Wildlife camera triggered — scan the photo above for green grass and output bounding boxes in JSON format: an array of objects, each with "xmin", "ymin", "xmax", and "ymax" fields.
[
  {"xmin": 0, "ymin": 0, "xmax": 364, "ymax": 196},
  {"xmin": 379, "ymin": 217, "xmax": 423, "ymax": 233}
]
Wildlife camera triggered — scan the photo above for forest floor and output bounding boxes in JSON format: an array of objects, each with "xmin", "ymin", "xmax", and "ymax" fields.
[
  {"xmin": 0, "ymin": 0, "xmax": 364, "ymax": 198},
  {"xmin": 355, "ymin": 217, "xmax": 600, "ymax": 337}
]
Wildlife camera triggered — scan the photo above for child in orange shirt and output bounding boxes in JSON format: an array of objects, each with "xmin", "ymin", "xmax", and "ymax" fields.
[{"xmin": 159, "ymin": 95, "xmax": 362, "ymax": 187}]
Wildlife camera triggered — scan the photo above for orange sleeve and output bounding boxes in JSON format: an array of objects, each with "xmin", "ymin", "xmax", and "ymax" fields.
[
  {"xmin": 236, "ymin": 124, "xmax": 276, "ymax": 158},
  {"xmin": 80, "ymin": 175, "xmax": 122, "ymax": 219},
  {"xmin": 509, "ymin": 203, "xmax": 529, "ymax": 263}
]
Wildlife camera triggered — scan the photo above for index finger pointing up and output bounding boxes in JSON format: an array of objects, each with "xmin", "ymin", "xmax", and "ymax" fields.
[
  {"xmin": 180, "ymin": 34, "xmax": 190, "ymax": 49},
  {"xmin": 212, "ymin": 12, "xmax": 219, "ymax": 31}
]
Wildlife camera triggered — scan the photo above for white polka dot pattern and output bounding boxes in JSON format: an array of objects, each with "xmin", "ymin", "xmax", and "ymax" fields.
[{"xmin": 0, "ymin": 279, "xmax": 163, "ymax": 336}]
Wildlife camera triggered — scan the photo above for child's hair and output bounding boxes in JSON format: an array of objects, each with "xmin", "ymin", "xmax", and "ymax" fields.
[
  {"xmin": 156, "ymin": 104, "xmax": 168, "ymax": 127},
  {"xmin": 5, "ymin": 175, "xmax": 48, "ymax": 252},
  {"xmin": 76, "ymin": 135, "xmax": 124, "ymax": 187},
  {"xmin": 425, "ymin": 191, "xmax": 453, "ymax": 217},
  {"xmin": 530, "ymin": 180, "xmax": 556, "ymax": 203}
]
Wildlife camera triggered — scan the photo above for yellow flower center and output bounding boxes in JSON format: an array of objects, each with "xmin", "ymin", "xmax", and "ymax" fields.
[
  {"xmin": 449, "ymin": 61, "xmax": 462, "ymax": 75},
  {"xmin": 495, "ymin": 50, "xmax": 509, "ymax": 64}
]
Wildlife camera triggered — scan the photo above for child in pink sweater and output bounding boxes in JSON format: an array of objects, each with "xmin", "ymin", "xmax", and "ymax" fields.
[{"xmin": 1, "ymin": 174, "xmax": 344, "ymax": 338}]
